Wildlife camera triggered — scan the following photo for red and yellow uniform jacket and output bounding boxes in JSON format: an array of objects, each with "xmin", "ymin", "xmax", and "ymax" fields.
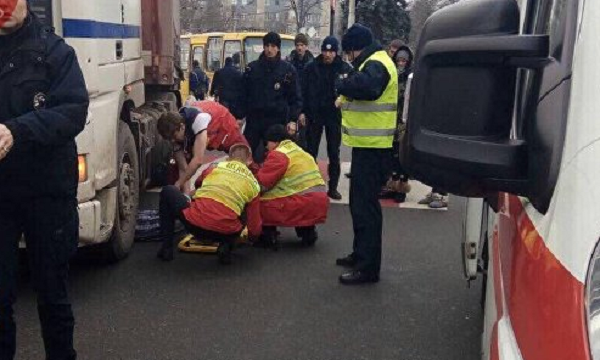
[
  {"xmin": 256, "ymin": 140, "xmax": 329, "ymax": 227},
  {"xmin": 183, "ymin": 160, "xmax": 262, "ymax": 237}
]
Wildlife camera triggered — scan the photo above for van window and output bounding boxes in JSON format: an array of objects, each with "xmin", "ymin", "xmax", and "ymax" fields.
[
  {"xmin": 207, "ymin": 37, "xmax": 223, "ymax": 72},
  {"xmin": 224, "ymin": 41, "xmax": 243, "ymax": 69}
]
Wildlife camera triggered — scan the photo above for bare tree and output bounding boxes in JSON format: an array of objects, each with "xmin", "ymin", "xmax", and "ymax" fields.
[
  {"xmin": 289, "ymin": 0, "xmax": 323, "ymax": 32},
  {"xmin": 408, "ymin": 0, "xmax": 461, "ymax": 49}
]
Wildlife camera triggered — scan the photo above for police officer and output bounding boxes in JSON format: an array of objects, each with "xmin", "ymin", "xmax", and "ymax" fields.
[
  {"xmin": 243, "ymin": 32, "xmax": 303, "ymax": 162},
  {"xmin": 0, "ymin": 1, "xmax": 89, "ymax": 359},
  {"xmin": 334, "ymin": 24, "xmax": 398, "ymax": 285},
  {"xmin": 301, "ymin": 36, "xmax": 352, "ymax": 200}
]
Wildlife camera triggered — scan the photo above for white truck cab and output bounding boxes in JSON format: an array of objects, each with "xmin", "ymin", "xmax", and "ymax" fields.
[
  {"xmin": 28, "ymin": 0, "xmax": 181, "ymax": 261},
  {"xmin": 404, "ymin": 0, "xmax": 600, "ymax": 359}
]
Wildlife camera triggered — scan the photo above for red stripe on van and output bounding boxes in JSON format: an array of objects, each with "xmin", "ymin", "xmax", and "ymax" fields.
[{"xmin": 502, "ymin": 195, "xmax": 590, "ymax": 360}]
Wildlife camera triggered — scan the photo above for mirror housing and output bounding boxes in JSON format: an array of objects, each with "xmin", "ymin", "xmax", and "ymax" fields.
[{"xmin": 403, "ymin": 0, "xmax": 548, "ymax": 198}]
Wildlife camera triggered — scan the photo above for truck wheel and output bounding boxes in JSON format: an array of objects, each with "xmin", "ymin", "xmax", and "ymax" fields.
[{"xmin": 104, "ymin": 122, "xmax": 140, "ymax": 262}]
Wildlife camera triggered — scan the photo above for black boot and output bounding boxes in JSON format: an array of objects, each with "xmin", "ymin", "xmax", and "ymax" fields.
[
  {"xmin": 300, "ymin": 227, "xmax": 318, "ymax": 247},
  {"xmin": 156, "ymin": 245, "xmax": 173, "ymax": 261},
  {"xmin": 335, "ymin": 253, "xmax": 356, "ymax": 267},
  {"xmin": 327, "ymin": 188, "xmax": 342, "ymax": 200}
]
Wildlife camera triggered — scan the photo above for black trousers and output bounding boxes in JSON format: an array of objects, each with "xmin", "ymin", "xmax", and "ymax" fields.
[
  {"xmin": 306, "ymin": 116, "xmax": 341, "ymax": 190},
  {"xmin": 0, "ymin": 196, "xmax": 78, "ymax": 360},
  {"xmin": 349, "ymin": 148, "xmax": 392, "ymax": 275},
  {"xmin": 159, "ymin": 186, "xmax": 240, "ymax": 252},
  {"xmin": 244, "ymin": 111, "xmax": 288, "ymax": 163}
]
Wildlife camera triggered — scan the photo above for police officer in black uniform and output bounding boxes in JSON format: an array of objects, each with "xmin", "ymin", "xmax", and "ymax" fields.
[
  {"xmin": 0, "ymin": 1, "xmax": 89, "ymax": 359},
  {"xmin": 243, "ymin": 32, "xmax": 302, "ymax": 162}
]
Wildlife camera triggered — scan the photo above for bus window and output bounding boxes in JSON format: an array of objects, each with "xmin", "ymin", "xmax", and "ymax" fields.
[
  {"xmin": 281, "ymin": 39, "xmax": 294, "ymax": 59},
  {"xmin": 207, "ymin": 37, "xmax": 223, "ymax": 72},
  {"xmin": 244, "ymin": 37, "xmax": 264, "ymax": 65},
  {"xmin": 244, "ymin": 37, "xmax": 295, "ymax": 68},
  {"xmin": 192, "ymin": 46, "xmax": 204, "ymax": 70},
  {"xmin": 224, "ymin": 40, "xmax": 243, "ymax": 69},
  {"xmin": 181, "ymin": 38, "xmax": 191, "ymax": 72}
]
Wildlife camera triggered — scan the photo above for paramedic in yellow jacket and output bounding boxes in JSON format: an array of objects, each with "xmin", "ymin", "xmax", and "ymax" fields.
[{"xmin": 255, "ymin": 125, "xmax": 330, "ymax": 248}]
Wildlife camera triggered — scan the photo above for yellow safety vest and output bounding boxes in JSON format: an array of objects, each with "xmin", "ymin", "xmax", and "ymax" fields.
[
  {"xmin": 261, "ymin": 140, "xmax": 326, "ymax": 201},
  {"xmin": 341, "ymin": 50, "xmax": 398, "ymax": 148},
  {"xmin": 194, "ymin": 160, "xmax": 261, "ymax": 216}
]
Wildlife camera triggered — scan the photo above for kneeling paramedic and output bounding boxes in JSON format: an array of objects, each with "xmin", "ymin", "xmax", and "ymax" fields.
[
  {"xmin": 255, "ymin": 125, "xmax": 329, "ymax": 247},
  {"xmin": 157, "ymin": 100, "xmax": 249, "ymax": 194},
  {"xmin": 156, "ymin": 144, "xmax": 262, "ymax": 261}
]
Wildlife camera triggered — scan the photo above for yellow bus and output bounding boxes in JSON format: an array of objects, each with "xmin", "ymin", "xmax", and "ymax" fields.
[
  {"xmin": 181, "ymin": 32, "xmax": 295, "ymax": 101},
  {"xmin": 180, "ymin": 32, "xmax": 225, "ymax": 100}
]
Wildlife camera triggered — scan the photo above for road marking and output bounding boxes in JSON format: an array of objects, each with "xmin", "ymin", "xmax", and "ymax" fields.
[{"xmin": 318, "ymin": 161, "xmax": 448, "ymax": 211}]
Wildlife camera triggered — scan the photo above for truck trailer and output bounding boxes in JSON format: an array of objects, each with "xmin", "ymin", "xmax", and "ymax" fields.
[{"xmin": 28, "ymin": 0, "xmax": 181, "ymax": 261}]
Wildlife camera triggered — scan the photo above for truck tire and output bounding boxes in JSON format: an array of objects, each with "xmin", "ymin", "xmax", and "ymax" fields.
[{"xmin": 104, "ymin": 121, "xmax": 140, "ymax": 262}]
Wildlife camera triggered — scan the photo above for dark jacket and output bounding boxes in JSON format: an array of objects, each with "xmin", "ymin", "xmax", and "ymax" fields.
[
  {"xmin": 336, "ymin": 43, "xmax": 391, "ymax": 101},
  {"xmin": 0, "ymin": 15, "xmax": 89, "ymax": 199},
  {"xmin": 394, "ymin": 45, "xmax": 414, "ymax": 119},
  {"xmin": 210, "ymin": 64, "xmax": 244, "ymax": 118},
  {"xmin": 287, "ymin": 49, "xmax": 315, "ymax": 75},
  {"xmin": 302, "ymin": 55, "xmax": 353, "ymax": 122},
  {"xmin": 189, "ymin": 66, "xmax": 209, "ymax": 94},
  {"xmin": 243, "ymin": 53, "xmax": 302, "ymax": 122}
]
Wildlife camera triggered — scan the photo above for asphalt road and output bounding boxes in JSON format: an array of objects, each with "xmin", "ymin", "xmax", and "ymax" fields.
[
  {"xmin": 13, "ymin": 143, "xmax": 484, "ymax": 360},
  {"xmin": 13, "ymin": 198, "xmax": 483, "ymax": 360}
]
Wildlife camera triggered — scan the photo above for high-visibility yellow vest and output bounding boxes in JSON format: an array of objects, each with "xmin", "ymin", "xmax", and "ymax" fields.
[
  {"xmin": 194, "ymin": 160, "xmax": 260, "ymax": 216},
  {"xmin": 261, "ymin": 140, "xmax": 326, "ymax": 201},
  {"xmin": 341, "ymin": 50, "xmax": 398, "ymax": 148}
]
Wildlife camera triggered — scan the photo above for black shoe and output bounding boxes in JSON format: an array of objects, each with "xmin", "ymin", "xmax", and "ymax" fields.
[
  {"xmin": 336, "ymin": 254, "xmax": 356, "ymax": 267},
  {"xmin": 301, "ymin": 229, "xmax": 318, "ymax": 247},
  {"xmin": 394, "ymin": 192, "xmax": 407, "ymax": 203},
  {"xmin": 339, "ymin": 270, "xmax": 380, "ymax": 285},
  {"xmin": 156, "ymin": 247, "xmax": 173, "ymax": 262},
  {"xmin": 254, "ymin": 232, "xmax": 279, "ymax": 251},
  {"xmin": 327, "ymin": 189, "xmax": 342, "ymax": 200},
  {"xmin": 217, "ymin": 243, "xmax": 233, "ymax": 265}
]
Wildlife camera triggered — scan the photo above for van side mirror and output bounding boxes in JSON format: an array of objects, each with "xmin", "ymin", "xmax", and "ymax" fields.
[{"xmin": 403, "ymin": 0, "xmax": 548, "ymax": 197}]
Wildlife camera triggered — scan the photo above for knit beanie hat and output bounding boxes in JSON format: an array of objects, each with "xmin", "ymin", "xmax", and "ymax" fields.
[
  {"xmin": 295, "ymin": 33, "xmax": 308, "ymax": 45},
  {"xmin": 342, "ymin": 23, "xmax": 374, "ymax": 52},
  {"xmin": 263, "ymin": 32, "xmax": 282, "ymax": 49},
  {"xmin": 321, "ymin": 36, "xmax": 339, "ymax": 52},
  {"xmin": 395, "ymin": 50, "xmax": 410, "ymax": 61},
  {"xmin": 264, "ymin": 124, "xmax": 289, "ymax": 143}
]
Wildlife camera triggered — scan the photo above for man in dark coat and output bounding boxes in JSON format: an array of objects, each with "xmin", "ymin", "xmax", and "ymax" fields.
[
  {"xmin": 301, "ymin": 36, "xmax": 352, "ymax": 200},
  {"xmin": 287, "ymin": 33, "xmax": 314, "ymax": 75},
  {"xmin": 243, "ymin": 32, "xmax": 303, "ymax": 162},
  {"xmin": 0, "ymin": 1, "xmax": 89, "ymax": 359},
  {"xmin": 210, "ymin": 56, "xmax": 244, "ymax": 119},
  {"xmin": 189, "ymin": 59, "xmax": 209, "ymax": 100}
]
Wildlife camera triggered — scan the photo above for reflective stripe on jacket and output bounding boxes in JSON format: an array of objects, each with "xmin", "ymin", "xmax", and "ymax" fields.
[
  {"xmin": 193, "ymin": 161, "xmax": 260, "ymax": 216},
  {"xmin": 341, "ymin": 50, "xmax": 398, "ymax": 149},
  {"xmin": 261, "ymin": 140, "xmax": 325, "ymax": 200}
]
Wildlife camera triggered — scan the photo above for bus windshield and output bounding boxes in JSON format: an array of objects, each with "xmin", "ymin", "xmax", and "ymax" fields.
[
  {"xmin": 180, "ymin": 38, "xmax": 191, "ymax": 72},
  {"xmin": 244, "ymin": 37, "xmax": 295, "ymax": 64}
]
